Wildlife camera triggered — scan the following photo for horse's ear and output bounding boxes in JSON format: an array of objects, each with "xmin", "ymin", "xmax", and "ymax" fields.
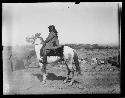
[
  {"xmin": 31, "ymin": 35, "xmax": 35, "ymax": 39},
  {"xmin": 35, "ymin": 33, "xmax": 41, "ymax": 38}
]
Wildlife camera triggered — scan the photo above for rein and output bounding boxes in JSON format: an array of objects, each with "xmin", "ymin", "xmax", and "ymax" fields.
[{"xmin": 35, "ymin": 44, "xmax": 40, "ymax": 45}]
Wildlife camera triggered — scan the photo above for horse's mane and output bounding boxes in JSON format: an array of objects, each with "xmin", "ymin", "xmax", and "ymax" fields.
[{"xmin": 37, "ymin": 36, "xmax": 45, "ymax": 44}]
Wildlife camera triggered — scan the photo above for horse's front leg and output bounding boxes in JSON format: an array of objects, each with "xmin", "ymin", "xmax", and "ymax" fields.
[
  {"xmin": 40, "ymin": 64, "xmax": 47, "ymax": 84},
  {"xmin": 63, "ymin": 61, "xmax": 70, "ymax": 83},
  {"xmin": 40, "ymin": 56, "xmax": 47, "ymax": 85}
]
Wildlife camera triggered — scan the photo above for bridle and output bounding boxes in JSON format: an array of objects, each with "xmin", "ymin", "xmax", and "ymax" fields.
[{"xmin": 34, "ymin": 36, "xmax": 44, "ymax": 45}]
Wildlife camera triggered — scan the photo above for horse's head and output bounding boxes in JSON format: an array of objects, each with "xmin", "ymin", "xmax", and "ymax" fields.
[
  {"xmin": 25, "ymin": 35, "xmax": 35, "ymax": 44},
  {"xmin": 26, "ymin": 33, "xmax": 44, "ymax": 45},
  {"xmin": 34, "ymin": 33, "xmax": 44, "ymax": 45},
  {"xmin": 34, "ymin": 36, "xmax": 44, "ymax": 45}
]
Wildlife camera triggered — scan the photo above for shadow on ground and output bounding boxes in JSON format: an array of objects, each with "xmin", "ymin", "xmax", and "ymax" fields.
[
  {"xmin": 32, "ymin": 73, "xmax": 66, "ymax": 82},
  {"xmin": 47, "ymin": 73, "xmax": 66, "ymax": 81}
]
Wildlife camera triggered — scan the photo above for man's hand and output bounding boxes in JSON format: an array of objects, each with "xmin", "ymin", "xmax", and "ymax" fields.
[{"xmin": 42, "ymin": 42, "xmax": 46, "ymax": 48}]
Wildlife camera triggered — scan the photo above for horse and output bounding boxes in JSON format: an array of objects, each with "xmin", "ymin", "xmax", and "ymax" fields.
[{"xmin": 26, "ymin": 33, "xmax": 81, "ymax": 85}]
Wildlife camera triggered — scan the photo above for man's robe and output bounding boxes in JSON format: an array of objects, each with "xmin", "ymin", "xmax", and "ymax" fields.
[{"xmin": 43, "ymin": 31, "xmax": 59, "ymax": 50}]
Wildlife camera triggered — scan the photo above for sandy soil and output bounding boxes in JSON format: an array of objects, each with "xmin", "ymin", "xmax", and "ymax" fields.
[
  {"xmin": 3, "ymin": 64, "xmax": 120, "ymax": 94},
  {"xmin": 3, "ymin": 46, "xmax": 120, "ymax": 94}
]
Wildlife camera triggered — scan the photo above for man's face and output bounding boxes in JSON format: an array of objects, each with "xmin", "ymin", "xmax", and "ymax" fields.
[
  {"xmin": 49, "ymin": 28, "xmax": 51, "ymax": 32},
  {"xmin": 49, "ymin": 27, "xmax": 52, "ymax": 32}
]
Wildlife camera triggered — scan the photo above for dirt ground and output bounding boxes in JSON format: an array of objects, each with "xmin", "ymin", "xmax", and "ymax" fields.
[
  {"xmin": 3, "ymin": 64, "xmax": 120, "ymax": 94},
  {"xmin": 3, "ymin": 46, "xmax": 120, "ymax": 94}
]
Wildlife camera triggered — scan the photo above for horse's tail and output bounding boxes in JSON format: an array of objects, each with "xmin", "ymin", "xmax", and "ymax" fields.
[{"xmin": 73, "ymin": 50, "xmax": 82, "ymax": 75}]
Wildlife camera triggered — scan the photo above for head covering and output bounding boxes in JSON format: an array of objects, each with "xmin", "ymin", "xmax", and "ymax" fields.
[{"xmin": 48, "ymin": 25, "xmax": 55, "ymax": 29}]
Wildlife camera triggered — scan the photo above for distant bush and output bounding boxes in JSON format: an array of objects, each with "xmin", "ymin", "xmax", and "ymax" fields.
[
  {"xmin": 64, "ymin": 44, "xmax": 119, "ymax": 50},
  {"xmin": 4, "ymin": 45, "xmax": 36, "ymax": 71}
]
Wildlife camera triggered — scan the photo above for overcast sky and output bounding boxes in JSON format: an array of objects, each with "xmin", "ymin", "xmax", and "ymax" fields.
[{"xmin": 2, "ymin": 2, "xmax": 120, "ymax": 46}]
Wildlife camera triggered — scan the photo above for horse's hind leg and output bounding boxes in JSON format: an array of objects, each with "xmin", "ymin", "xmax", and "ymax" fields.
[
  {"xmin": 67, "ymin": 60, "xmax": 76, "ymax": 86},
  {"xmin": 73, "ymin": 52, "xmax": 82, "ymax": 76},
  {"xmin": 68, "ymin": 69, "xmax": 75, "ymax": 86},
  {"xmin": 64, "ymin": 70, "xmax": 70, "ymax": 83},
  {"xmin": 63, "ymin": 61, "xmax": 71, "ymax": 83},
  {"xmin": 63, "ymin": 61, "xmax": 75, "ymax": 86}
]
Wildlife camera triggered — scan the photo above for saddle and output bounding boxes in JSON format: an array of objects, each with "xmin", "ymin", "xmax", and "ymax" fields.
[{"xmin": 40, "ymin": 45, "xmax": 64, "ymax": 57}]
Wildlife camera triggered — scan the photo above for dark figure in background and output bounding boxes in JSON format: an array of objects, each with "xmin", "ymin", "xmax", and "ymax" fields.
[{"xmin": 40, "ymin": 25, "xmax": 59, "ymax": 56}]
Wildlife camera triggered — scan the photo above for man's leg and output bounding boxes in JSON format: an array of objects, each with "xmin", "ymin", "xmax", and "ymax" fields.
[
  {"xmin": 40, "ymin": 43, "xmax": 46, "ymax": 56},
  {"xmin": 56, "ymin": 39, "xmax": 59, "ymax": 46}
]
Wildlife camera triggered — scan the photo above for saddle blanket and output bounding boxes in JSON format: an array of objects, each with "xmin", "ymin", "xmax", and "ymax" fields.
[{"xmin": 40, "ymin": 45, "xmax": 64, "ymax": 56}]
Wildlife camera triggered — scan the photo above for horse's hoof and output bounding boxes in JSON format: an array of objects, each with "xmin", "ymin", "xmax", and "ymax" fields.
[
  {"xmin": 63, "ymin": 80, "xmax": 68, "ymax": 83},
  {"xmin": 68, "ymin": 82, "xmax": 73, "ymax": 86},
  {"xmin": 41, "ymin": 81, "xmax": 46, "ymax": 85},
  {"xmin": 78, "ymin": 84, "xmax": 84, "ymax": 89}
]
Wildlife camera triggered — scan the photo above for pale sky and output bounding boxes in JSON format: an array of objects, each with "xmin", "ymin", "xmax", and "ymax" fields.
[{"xmin": 2, "ymin": 2, "xmax": 120, "ymax": 46}]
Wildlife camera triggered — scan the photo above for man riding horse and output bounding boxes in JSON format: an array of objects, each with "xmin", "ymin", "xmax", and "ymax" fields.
[
  {"xmin": 40, "ymin": 25, "xmax": 60, "ymax": 56},
  {"xmin": 26, "ymin": 25, "xmax": 81, "ymax": 85}
]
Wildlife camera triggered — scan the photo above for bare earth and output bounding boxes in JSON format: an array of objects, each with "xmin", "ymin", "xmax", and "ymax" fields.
[
  {"xmin": 4, "ymin": 65, "xmax": 120, "ymax": 94},
  {"xmin": 3, "ymin": 46, "xmax": 120, "ymax": 94}
]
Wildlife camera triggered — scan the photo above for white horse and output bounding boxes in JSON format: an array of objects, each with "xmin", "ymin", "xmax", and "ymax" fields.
[{"xmin": 26, "ymin": 33, "xmax": 81, "ymax": 85}]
